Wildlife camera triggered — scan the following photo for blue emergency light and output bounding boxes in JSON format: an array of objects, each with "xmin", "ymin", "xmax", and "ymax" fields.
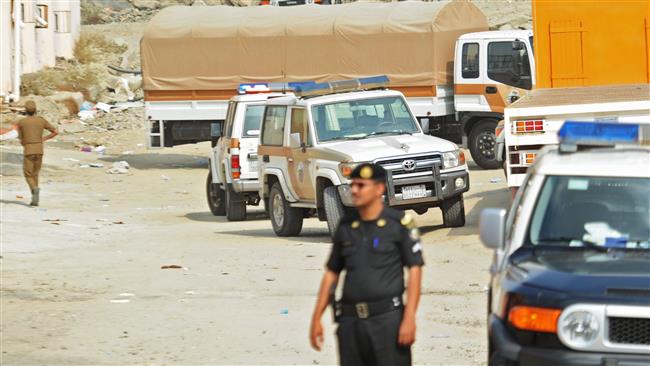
[
  {"xmin": 557, "ymin": 121, "xmax": 648, "ymax": 152},
  {"xmin": 239, "ymin": 76, "xmax": 390, "ymax": 97}
]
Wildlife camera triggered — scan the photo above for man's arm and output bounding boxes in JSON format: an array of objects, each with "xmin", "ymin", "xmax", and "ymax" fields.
[
  {"xmin": 42, "ymin": 121, "xmax": 58, "ymax": 142},
  {"xmin": 398, "ymin": 265, "xmax": 422, "ymax": 346},
  {"xmin": 309, "ymin": 270, "xmax": 339, "ymax": 351}
]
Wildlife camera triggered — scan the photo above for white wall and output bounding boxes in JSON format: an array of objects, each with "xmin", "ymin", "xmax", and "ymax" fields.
[{"xmin": 0, "ymin": 0, "xmax": 80, "ymax": 99}]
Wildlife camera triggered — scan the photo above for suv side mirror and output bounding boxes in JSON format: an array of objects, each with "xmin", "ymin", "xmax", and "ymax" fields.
[
  {"xmin": 289, "ymin": 132, "xmax": 302, "ymax": 149},
  {"xmin": 479, "ymin": 208, "xmax": 507, "ymax": 249}
]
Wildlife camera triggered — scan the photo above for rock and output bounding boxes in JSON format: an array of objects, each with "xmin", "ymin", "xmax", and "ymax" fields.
[{"xmin": 129, "ymin": 0, "xmax": 160, "ymax": 10}]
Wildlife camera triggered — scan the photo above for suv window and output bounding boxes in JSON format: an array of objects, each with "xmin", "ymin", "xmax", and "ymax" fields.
[
  {"xmin": 461, "ymin": 42, "xmax": 480, "ymax": 79},
  {"xmin": 487, "ymin": 41, "xmax": 532, "ymax": 90},
  {"xmin": 261, "ymin": 106, "xmax": 287, "ymax": 146},
  {"xmin": 242, "ymin": 105, "xmax": 265, "ymax": 137},
  {"xmin": 290, "ymin": 108, "xmax": 311, "ymax": 146}
]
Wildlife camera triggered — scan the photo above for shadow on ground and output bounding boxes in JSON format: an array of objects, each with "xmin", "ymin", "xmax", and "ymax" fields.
[
  {"xmin": 217, "ymin": 227, "xmax": 331, "ymax": 244},
  {"xmin": 0, "ymin": 199, "xmax": 32, "ymax": 208},
  {"xmin": 100, "ymin": 153, "xmax": 209, "ymax": 170},
  {"xmin": 184, "ymin": 211, "xmax": 269, "ymax": 223}
]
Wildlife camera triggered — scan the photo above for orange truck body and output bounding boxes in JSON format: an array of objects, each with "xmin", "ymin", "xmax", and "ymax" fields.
[{"xmin": 532, "ymin": 0, "xmax": 650, "ymax": 88}]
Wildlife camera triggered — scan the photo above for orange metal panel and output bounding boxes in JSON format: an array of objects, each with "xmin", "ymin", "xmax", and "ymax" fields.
[{"xmin": 533, "ymin": 0, "xmax": 650, "ymax": 88}]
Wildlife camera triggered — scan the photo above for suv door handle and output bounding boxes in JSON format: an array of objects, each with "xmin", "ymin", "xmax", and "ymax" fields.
[
  {"xmin": 485, "ymin": 86, "xmax": 498, "ymax": 94},
  {"xmin": 262, "ymin": 155, "xmax": 270, "ymax": 163},
  {"xmin": 288, "ymin": 157, "xmax": 294, "ymax": 163}
]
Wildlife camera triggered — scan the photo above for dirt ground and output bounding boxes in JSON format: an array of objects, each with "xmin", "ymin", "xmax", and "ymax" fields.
[{"xmin": 0, "ymin": 137, "xmax": 510, "ymax": 366}]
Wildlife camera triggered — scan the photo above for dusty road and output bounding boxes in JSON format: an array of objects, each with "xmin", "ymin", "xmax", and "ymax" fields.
[{"xmin": 1, "ymin": 141, "xmax": 510, "ymax": 365}]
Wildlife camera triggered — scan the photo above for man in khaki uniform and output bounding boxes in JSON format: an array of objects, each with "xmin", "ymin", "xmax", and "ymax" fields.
[{"xmin": 17, "ymin": 101, "xmax": 58, "ymax": 206}]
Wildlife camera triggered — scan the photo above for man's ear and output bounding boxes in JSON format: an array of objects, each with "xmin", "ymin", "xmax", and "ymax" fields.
[{"xmin": 377, "ymin": 182, "xmax": 387, "ymax": 196}]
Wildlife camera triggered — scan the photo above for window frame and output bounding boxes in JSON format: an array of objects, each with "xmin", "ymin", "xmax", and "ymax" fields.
[
  {"xmin": 486, "ymin": 40, "xmax": 533, "ymax": 90},
  {"xmin": 36, "ymin": 4, "xmax": 48, "ymax": 28},
  {"xmin": 54, "ymin": 10, "xmax": 71, "ymax": 33},
  {"xmin": 289, "ymin": 107, "xmax": 312, "ymax": 147}
]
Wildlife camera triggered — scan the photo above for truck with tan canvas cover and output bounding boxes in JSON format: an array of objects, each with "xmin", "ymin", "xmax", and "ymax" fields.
[{"xmin": 141, "ymin": 1, "xmax": 537, "ymax": 169}]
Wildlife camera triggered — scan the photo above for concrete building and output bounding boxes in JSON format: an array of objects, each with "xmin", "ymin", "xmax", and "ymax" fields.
[{"xmin": 1, "ymin": 0, "xmax": 81, "ymax": 101}]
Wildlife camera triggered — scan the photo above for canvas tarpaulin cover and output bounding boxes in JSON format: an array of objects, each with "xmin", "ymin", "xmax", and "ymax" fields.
[{"xmin": 141, "ymin": 1, "xmax": 488, "ymax": 93}]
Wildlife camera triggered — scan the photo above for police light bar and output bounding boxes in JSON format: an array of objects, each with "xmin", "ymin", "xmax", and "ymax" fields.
[
  {"xmin": 238, "ymin": 82, "xmax": 315, "ymax": 94},
  {"xmin": 557, "ymin": 121, "xmax": 649, "ymax": 149},
  {"xmin": 293, "ymin": 75, "xmax": 390, "ymax": 97}
]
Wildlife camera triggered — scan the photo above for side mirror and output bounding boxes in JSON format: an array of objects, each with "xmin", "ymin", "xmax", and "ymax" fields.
[
  {"xmin": 479, "ymin": 208, "xmax": 507, "ymax": 249},
  {"xmin": 289, "ymin": 132, "xmax": 302, "ymax": 149}
]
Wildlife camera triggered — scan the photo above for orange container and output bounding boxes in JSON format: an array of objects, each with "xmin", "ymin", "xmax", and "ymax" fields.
[{"xmin": 533, "ymin": 0, "xmax": 650, "ymax": 88}]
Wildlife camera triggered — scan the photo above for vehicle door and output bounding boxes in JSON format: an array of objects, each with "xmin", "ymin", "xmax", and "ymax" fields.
[
  {"xmin": 286, "ymin": 107, "xmax": 316, "ymax": 201},
  {"xmin": 216, "ymin": 100, "xmax": 237, "ymax": 183},
  {"xmin": 484, "ymin": 39, "xmax": 535, "ymax": 113},
  {"xmin": 454, "ymin": 39, "xmax": 491, "ymax": 113},
  {"xmin": 237, "ymin": 103, "xmax": 265, "ymax": 180},
  {"xmin": 259, "ymin": 105, "xmax": 292, "ymax": 191}
]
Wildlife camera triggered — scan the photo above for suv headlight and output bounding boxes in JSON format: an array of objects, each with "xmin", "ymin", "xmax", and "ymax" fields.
[
  {"xmin": 442, "ymin": 150, "xmax": 466, "ymax": 169},
  {"xmin": 339, "ymin": 162, "xmax": 363, "ymax": 178},
  {"xmin": 558, "ymin": 310, "xmax": 600, "ymax": 349}
]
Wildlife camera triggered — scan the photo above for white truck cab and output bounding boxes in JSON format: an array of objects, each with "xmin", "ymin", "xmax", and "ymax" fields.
[{"xmin": 207, "ymin": 90, "xmax": 292, "ymax": 221}]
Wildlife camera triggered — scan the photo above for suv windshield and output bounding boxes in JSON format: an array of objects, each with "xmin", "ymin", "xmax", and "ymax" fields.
[
  {"xmin": 311, "ymin": 96, "xmax": 420, "ymax": 142},
  {"xmin": 528, "ymin": 176, "xmax": 650, "ymax": 249}
]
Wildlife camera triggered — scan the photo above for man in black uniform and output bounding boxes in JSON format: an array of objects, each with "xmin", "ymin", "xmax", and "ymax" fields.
[{"xmin": 310, "ymin": 163, "xmax": 424, "ymax": 366}]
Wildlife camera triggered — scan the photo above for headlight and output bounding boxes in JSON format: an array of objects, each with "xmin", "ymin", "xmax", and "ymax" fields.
[
  {"xmin": 558, "ymin": 310, "xmax": 600, "ymax": 348},
  {"xmin": 442, "ymin": 150, "xmax": 466, "ymax": 169},
  {"xmin": 339, "ymin": 162, "xmax": 362, "ymax": 178}
]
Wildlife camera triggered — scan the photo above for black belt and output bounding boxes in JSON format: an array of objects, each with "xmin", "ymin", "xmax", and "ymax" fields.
[{"xmin": 335, "ymin": 297, "xmax": 402, "ymax": 320}]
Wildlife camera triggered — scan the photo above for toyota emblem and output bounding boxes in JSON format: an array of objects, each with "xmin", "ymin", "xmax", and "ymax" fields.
[{"xmin": 402, "ymin": 159, "xmax": 416, "ymax": 171}]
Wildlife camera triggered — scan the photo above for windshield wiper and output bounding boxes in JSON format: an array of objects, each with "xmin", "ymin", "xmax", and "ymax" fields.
[
  {"xmin": 366, "ymin": 130, "xmax": 413, "ymax": 138},
  {"xmin": 536, "ymin": 237, "xmax": 609, "ymax": 252}
]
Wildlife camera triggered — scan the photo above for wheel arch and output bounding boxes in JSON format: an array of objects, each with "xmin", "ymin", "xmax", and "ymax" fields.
[{"xmin": 460, "ymin": 112, "xmax": 503, "ymax": 136}]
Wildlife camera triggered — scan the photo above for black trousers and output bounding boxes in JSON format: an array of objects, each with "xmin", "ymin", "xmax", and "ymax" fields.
[{"xmin": 336, "ymin": 309, "xmax": 411, "ymax": 366}]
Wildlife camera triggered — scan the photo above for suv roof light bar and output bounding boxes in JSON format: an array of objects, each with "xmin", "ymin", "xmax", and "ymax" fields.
[
  {"xmin": 293, "ymin": 75, "xmax": 390, "ymax": 97},
  {"xmin": 238, "ymin": 82, "xmax": 315, "ymax": 94},
  {"xmin": 558, "ymin": 121, "xmax": 649, "ymax": 152}
]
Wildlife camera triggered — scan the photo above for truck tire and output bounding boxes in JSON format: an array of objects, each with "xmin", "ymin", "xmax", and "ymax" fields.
[
  {"xmin": 269, "ymin": 183, "xmax": 303, "ymax": 237},
  {"xmin": 469, "ymin": 119, "xmax": 500, "ymax": 170},
  {"xmin": 206, "ymin": 171, "xmax": 226, "ymax": 216},
  {"xmin": 226, "ymin": 184, "xmax": 247, "ymax": 221},
  {"xmin": 323, "ymin": 186, "xmax": 346, "ymax": 237},
  {"xmin": 441, "ymin": 195, "xmax": 465, "ymax": 227}
]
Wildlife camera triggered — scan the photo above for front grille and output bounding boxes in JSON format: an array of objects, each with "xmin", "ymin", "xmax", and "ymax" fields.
[
  {"xmin": 609, "ymin": 317, "xmax": 650, "ymax": 345},
  {"xmin": 375, "ymin": 154, "xmax": 441, "ymax": 177}
]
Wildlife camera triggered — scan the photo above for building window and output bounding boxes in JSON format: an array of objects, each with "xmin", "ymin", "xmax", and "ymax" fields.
[
  {"xmin": 54, "ymin": 11, "xmax": 71, "ymax": 33},
  {"xmin": 36, "ymin": 4, "xmax": 48, "ymax": 28}
]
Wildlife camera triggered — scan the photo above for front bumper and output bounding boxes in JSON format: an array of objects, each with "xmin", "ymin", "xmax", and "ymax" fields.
[
  {"xmin": 489, "ymin": 314, "xmax": 650, "ymax": 366},
  {"xmin": 337, "ymin": 168, "xmax": 469, "ymax": 208},
  {"xmin": 231, "ymin": 179, "xmax": 260, "ymax": 193}
]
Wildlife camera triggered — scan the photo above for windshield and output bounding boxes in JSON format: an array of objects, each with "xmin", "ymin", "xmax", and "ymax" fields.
[
  {"xmin": 528, "ymin": 176, "xmax": 650, "ymax": 249},
  {"xmin": 311, "ymin": 96, "xmax": 420, "ymax": 142}
]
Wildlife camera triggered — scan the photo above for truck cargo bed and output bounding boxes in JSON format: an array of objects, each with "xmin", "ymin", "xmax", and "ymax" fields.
[{"xmin": 509, "ymin": 84, "xmax": 650, "ymax": 110}]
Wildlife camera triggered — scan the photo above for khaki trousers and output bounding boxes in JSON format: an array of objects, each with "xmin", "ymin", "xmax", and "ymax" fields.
[{"xmin": 23, "ymin": 154, "xmax": 43, "ymax": 191}]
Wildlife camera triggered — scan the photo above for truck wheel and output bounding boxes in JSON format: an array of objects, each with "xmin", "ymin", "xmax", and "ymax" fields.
[
  {"xmin": 269, "ymin": 183, "xmax": 303, "ymax": 236},
  {"xmin": 206, "ymin": 171, "xmax": 226, "ymax": 216},
  {"xmin": 323, "ymin": 186, "xmax": 346, "ymax": 237},
  {"xmin": 469, "ymin": 119, "xmax": 500, "ymax": 170},
  {"xmin": 226, "ymin": 184, "xmax": 247, "ymax": 221},
  {"xmin": 441, "ymin": 195, "xmax": 465, "ymax": 227}
]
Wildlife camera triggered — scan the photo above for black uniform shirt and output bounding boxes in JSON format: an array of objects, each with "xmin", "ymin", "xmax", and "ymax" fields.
[{"xmin": 326, "ymin": 207, "xmax": 425, "ymax": 303}]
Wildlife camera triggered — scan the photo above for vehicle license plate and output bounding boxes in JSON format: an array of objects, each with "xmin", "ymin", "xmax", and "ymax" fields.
[{"xmin": 402, "ymin": 184, "xmax": 427, "ymax": 199}]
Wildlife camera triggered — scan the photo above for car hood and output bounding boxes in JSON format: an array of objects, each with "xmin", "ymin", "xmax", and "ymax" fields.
[
  {"xmin": 509, "ymin": 248, "xmax": 650, "ymax": 296},
  {"xmin": 321, "ymin": 134, "xmax": 458, "ymax": 162}
]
